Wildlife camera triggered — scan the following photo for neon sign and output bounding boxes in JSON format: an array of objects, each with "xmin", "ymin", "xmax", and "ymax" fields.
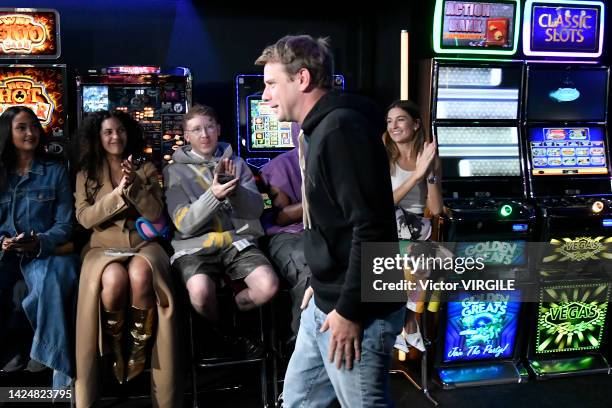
[
  {"xmin": 0, "ymin": 66, "xmax": 65, "ymax": 136},
  {"xmin": 433, "ymin": 0, "xmax": 521, "ymax": 55},
  {"xmin": 0, "ymin": 10, "xmax": 59, "ymax": 58},
  {"xmin": 523, "ymin": 0, "xmax": 605, "ymax": 58},
  {"xmin": 444, "ymin": 290, "xmax": 520, "ymax": 362},
  {"xmin": 456, "ymin": 241, "xmax": 525, "ymax": 266},
  {"xmin": 536, "ymin": 283, "xmax": 609, "ymax": 353},
  {"xmin": 543, "ymin": 236, "xmax": 611, "ymax": 262}
]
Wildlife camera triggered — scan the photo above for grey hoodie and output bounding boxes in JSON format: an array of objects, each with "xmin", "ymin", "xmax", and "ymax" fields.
[{"xmin": 163, "ymin": 142, "xmax": 264, "ymax": 262}]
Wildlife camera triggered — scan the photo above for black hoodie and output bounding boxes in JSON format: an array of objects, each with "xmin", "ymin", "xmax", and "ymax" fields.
[{"xmin": 302, "ymin": 91, "xmax": 402, "ymax": 322}]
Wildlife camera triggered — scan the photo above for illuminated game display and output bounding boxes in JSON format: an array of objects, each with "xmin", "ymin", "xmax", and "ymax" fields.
[
  {"xmin": 235, "ymin": 74, "xmax": 344, "ymax": 169},
  {"xmin": 77, "ymin": 67, "xmax": 192, "ymax": 174},
  {"xmin": 443, "ymin": 290, "xmax": 521, "ymax": 363},
  {"xmin": 0, "ymin": 9, "xmax": 60, "ymax": 58},
  {"xmin": 82, "ymin": 85, "xmax": 109, "ymax": 112},
  {"xmin": 526, "ymin": 67, "xmax": 608, "ymax": 122},
  {"xmin": 529, "ymin": 127, "xmax": 608, "ymax": 176},
  {"xmin": 523, "ymin": 0, "xmax": 605, "ymax": 58},
  {"xmin": 433, "ymin": 0, "xmax": 520, "ymax": 55},
  {"xmin": 435, "ymin": 64, "xmax": 522, "ymax": 179},
  {"xmin": 436, "ymin": 65, "xmax": 521, "ymax": 120},
  {"xmin": 455, "ymin": 241, "xmax": 526, "ymax": 266},
  {"xmin": 0, "ymin": 65, "xmax": 66, "ymax": 137},
  {"xmin": 535, "ymin": 282, "xmax": 609, "ymax": 354},
  {"xmin": 247, "ymin": 97, "xmax": 295, "ymax": 150}
]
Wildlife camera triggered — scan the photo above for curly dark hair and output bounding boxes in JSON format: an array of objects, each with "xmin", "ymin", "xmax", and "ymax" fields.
[
  {"xmin": 77, "ymin": 110, "xmax": 144, "ymax": 202},
  {"xmin": 0, "ymin": 106, "xmax": 47, "ymax": 189}
]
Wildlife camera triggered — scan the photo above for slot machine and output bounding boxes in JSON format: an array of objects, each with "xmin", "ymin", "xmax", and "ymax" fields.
[
  {"xmin": 235, "ymin": 74, "xmax": 344, "ymax": 171},
  {"xmin": 521, "ymin": 0, "xmax": 611, "ymax": 378},
  {"xmin": 76, "ymin": 66, "xmax": 192, "ymax": 180},
  {"xmin": 0, "ymin": 9, "xmax": 67, "ymax": 158},
  {"xmin": 423, "ymin": 0, "xmax": 535, "ymax": 387}
]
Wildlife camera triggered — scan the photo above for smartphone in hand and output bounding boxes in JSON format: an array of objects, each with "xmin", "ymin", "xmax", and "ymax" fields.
[{"xmin": 217, "ymin": 173, "xmax": 236, "ymax": 184}]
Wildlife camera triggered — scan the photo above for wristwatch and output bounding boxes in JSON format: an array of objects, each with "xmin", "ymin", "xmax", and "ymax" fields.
[{"xmin": 427, "ymin": 174, "xmax": 437, "ymax": 184}]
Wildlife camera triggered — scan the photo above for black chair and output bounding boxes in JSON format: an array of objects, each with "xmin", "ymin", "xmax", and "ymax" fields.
[{"xmin": 183, "ymin": 286, "xmax": 270, "ymax": 408}]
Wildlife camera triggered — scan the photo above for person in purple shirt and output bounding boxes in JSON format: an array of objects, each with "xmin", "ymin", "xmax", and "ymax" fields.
[{"xmin": 260, "ymin": 124, "xmax": 311, "ymax": 341}]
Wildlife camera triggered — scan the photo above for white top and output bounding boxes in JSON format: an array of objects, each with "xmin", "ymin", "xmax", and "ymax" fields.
[{"xmin": 391, "ymin": 165, "xmax": 427, "ymax": 214}]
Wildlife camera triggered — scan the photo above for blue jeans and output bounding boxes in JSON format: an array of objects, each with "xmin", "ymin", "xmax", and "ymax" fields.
[{"xmin": 283, "ymin": 298, "xmax": 405, "ymax": 408}]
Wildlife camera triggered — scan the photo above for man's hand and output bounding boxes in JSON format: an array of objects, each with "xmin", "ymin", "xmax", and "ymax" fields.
[
  {"xmin": 320, "ymin": 309, "xmax": 362, "ymax": 370},
  {"xmin": 211, "ymin": 158, "xmax": 238, "ymax": 200},
  {"xmin": 301, "ymin": 286, "xmax": 313, "ymax": 309}
]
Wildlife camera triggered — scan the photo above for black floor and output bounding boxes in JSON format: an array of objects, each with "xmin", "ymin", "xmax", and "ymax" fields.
[{"xmin": 2, "ymin": 362, "xmax": 612, "ymax": 407}]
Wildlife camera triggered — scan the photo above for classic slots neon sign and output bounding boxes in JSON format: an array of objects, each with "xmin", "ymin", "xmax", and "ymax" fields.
[
  {"xmin": 523, "ymin": 0, "xmax": 605, "ymax": 58},
  {"xmin": 0, "ymin": 10, "xmax": 59, "ymax": 58}
]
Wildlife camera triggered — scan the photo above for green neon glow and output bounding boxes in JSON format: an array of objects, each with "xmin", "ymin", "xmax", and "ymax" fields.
[
  {"xmin": 433, "ymin": 0, "xmax": 521, "ymax": 55},
  {"xmin": 535, "ymin": 284, "xmax": 610, "ymax": 354},
  {"xmin": 500, "ymin": 205, "xmax": 513, "ymax": 217}
]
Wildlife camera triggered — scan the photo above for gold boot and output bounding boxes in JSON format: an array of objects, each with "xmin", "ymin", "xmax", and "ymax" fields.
[
  {"xmin": 125, "ymin": 306, "xmax": 155, "ymax": 382},
  {"xmin": 102, "ymin": 309, "xmax": 125, "ymax": 384}
]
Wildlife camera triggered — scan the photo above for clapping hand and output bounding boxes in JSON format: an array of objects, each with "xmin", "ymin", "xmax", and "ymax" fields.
[
  {"xmin": 117, "ymin": 155, "xmax": 136, "ymax": 191},
  {"xmin": 414, "ymin": 140, "xmax": 437, "ymax": 181}
]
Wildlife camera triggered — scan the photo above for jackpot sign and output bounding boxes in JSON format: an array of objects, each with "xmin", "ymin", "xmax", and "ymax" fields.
[
  {"xmin": 524, "ymin": 1, "xmax": 605, "ymax": 57},
  {"xmin": 0, "ymin": 76, "xmax": 54, "ymax": 126},
  {"xmin": 0, "ymin": 10, "xmax": 59, "ymax": 57}
]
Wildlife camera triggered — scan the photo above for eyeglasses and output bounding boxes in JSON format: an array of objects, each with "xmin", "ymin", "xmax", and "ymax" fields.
[{"xmin": 185, "ymin": 124, "xmax": 218, "ymax": 135}]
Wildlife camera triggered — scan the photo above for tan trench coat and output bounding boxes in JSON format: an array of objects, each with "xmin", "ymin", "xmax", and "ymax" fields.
[{"xmin": 74, "ymin": 162, "xmax": 182, "ymax": 408}]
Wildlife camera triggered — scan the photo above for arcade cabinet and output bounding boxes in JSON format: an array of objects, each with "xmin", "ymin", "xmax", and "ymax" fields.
[
  {"xmin": 423, "ymin": 0, "xmax": 535, "ymax": 387},
  {"xmin": 76, "ymin": 66, "xmax": 192, "ymax": 177},
  {"xmin": 521, "ymin": 0, "xmax": 611, "ymax": 378}
]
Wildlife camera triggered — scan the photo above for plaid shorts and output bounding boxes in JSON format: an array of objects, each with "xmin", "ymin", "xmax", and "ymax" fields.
[{"xmin": 174, "ymin": 245, "xmax": 272, "ymax": 285}]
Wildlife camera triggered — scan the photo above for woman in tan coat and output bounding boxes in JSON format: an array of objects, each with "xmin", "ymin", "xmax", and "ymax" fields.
[{"xmin": 74, "ymin": 110, "xmax": 181, "ymax": 407}]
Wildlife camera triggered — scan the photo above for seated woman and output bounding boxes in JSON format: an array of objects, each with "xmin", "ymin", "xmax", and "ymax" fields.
[
  {"xmin": 0, "ymin": 106, "xmax": 78, "ymax": 388},
  {"xmin": 74, "ymin": 110, "xmax": 181, "ymax": 407},
  {"xmin": 383, "ymin": 100, "xmax": 443, "ymax": 350}
]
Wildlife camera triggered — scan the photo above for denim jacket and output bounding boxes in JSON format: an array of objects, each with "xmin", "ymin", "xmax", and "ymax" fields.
[
  {"xmin": 0, "ymin": 160, "xmax": 73, "ymax": 256},
  {"xmin": 0, "ymin": 159, "xmax": 78, "ymax": 388}
]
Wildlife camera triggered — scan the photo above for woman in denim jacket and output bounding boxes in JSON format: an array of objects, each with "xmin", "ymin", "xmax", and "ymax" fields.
[{"xmin": 0, "ymin": 106, "xmax": 79, "ymax": 388}]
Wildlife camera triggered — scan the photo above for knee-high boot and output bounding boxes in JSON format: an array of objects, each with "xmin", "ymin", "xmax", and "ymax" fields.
[
  {"xmin": 125, "ymin": 306, "xmax": 155, "ymax": 382},
  {"xmin": 102, "ymin": 309, "xmax": 125, "ymax": 384}
]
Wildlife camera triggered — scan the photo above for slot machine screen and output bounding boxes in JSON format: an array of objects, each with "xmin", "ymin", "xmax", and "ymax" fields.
[
  {"xmin": 247, "ymin": 96, "xmax": 296, "ymax": 151},
  {"xmin": 435, "ymin": 65, "xmax": 521, "ymax": 120},
  {"xmin": 434, "ymin": 0, "xmax": 520, "ymax": 55},
  {"xmin": 437, "ymin": 126, "xmax": 521, "ymax": 178},
  {"xmin": 526, "ymin": 67, "xmax": 608, "ymax": 121},
  {"xmin": 529, "ymin": 126, "xmax": 608, "ymax": 176},
  {"xmin": 443, "ymin": 289, "xmax": 521, "ymax": 363},
  {"xmin": 534, "ymin": 282, "xmax": 609, "ymax": 355},
  {"xmin": 83, "ymin": 85, "xmax": 109, "ymax": 112}
]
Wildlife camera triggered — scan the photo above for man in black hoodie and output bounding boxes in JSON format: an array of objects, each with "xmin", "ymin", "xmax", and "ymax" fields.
[{"xmin": 256, "ymin": 35, "xmax": 404, "ymax": 407}]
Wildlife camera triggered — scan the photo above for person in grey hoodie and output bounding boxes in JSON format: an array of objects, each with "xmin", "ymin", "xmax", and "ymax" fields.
[{"xmin": 163, "ymin": 105, "xmax": 278, "ymax": 348}]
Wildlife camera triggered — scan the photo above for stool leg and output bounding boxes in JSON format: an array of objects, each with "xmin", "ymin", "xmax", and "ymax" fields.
[{"xmin": 189, "ymin": 310, "xmax": 199, "ymax": 408}]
